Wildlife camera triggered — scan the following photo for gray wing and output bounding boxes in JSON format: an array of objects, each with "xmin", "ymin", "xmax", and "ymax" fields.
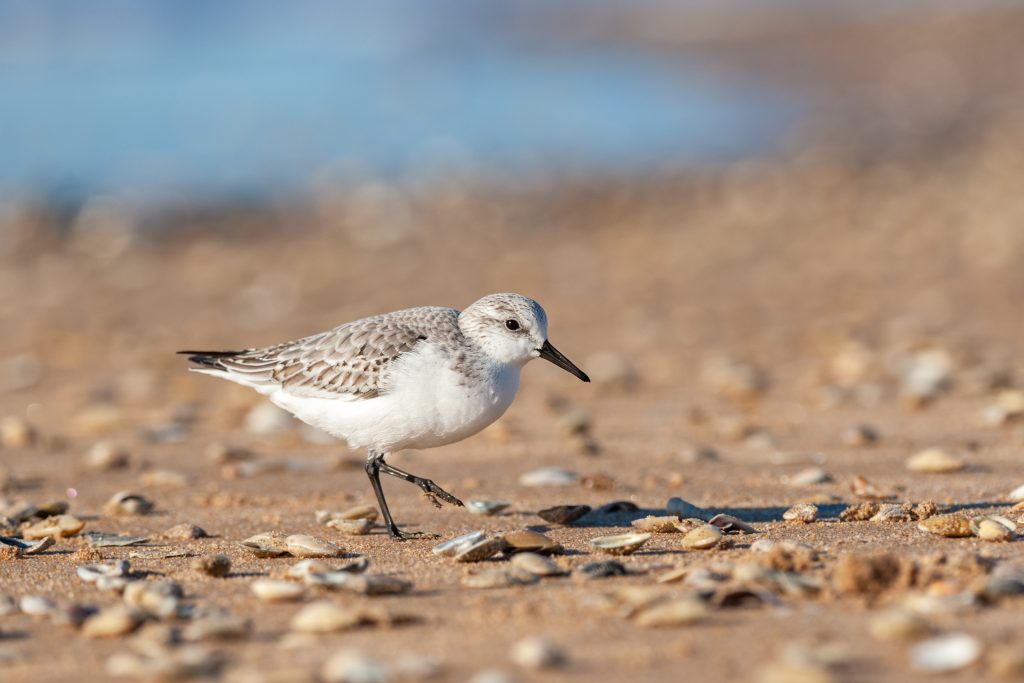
[{"xmin": 185, "ymin": 307, "xmax": 461, "ymax": 400}]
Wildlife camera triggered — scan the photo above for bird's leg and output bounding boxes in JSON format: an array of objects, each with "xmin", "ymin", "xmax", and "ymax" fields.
[
  {"xmin": 378, "ymin": 460, "xmax": 465, "ymax": 508},
  {"xmin": 364, "ymin": 451, "xmax": 430, "ymax": 540}
]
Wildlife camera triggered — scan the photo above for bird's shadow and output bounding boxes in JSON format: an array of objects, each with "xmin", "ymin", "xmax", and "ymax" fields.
[{"xmin": 542, "ymin": 501, "xmax": 1010, "ymax": 529}]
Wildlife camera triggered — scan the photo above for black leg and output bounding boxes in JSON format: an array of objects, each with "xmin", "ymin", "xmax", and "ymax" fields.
[
  {"xmin": 364, "ymin": 452, "xmax": 432, "ymax": 540},
  {"xmin": 378, "ymin": 461, "xmax": 464, "ymax": 508}
]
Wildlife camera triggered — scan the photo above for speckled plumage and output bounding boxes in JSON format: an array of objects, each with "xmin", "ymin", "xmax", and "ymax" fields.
[{"xmin": 181, "ymin": 292, "xmax": 589, "ymax": 539}]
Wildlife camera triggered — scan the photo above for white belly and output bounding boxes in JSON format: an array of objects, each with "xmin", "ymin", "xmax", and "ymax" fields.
[{"xmin": 268, "ymin": 344, "xmax": 521, "ymax": 453}]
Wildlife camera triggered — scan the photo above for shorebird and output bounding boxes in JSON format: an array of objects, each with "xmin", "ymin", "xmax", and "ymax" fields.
[{"xmin": 180, "ymin": 293, "xmax": 589, "ymax": 539}]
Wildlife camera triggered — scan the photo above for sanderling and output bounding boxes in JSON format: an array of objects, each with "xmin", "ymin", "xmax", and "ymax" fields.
[{"xmin": 180, "ymin": 293, "xmax": 589, "ymax": 539}]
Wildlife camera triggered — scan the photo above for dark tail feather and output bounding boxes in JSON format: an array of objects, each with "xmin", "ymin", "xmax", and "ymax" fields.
[{"xmin": 177, "ymin": 349, "xmax": 246, "ymax": 369}]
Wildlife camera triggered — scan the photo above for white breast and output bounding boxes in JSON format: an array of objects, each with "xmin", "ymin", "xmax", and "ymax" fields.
[{"xmin": 267, "ymin": 342, "xmax": 521, "ymax": 453}]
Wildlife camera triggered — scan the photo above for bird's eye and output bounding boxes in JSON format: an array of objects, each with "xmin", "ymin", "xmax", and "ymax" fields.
[{"xmin": 505, "ymin": 319, "xmax": 520, "ymax": 331}]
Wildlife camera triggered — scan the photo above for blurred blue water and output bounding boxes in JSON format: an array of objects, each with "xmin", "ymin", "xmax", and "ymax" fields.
[{"xmin": 0, "ymin": 0, "xmax": 799, "ymax": 203}]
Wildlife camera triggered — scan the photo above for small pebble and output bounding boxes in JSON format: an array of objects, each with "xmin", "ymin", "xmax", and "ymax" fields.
[
  {"xmin": 784, "ymin": 467, "xmax": 832, "ymax": 486},
  {"xmin": 326, "ymin": 518, "xmax": 373, "ymax": 535},
  {"xmin": 580, "ymin": 561, "xmax": 628, "ymax": 578},
  {"xmin": 82, "ymin": 605, "xmax": 143, "ymax": 638},
  {"xmin": 192, "ymin": 554, "xmax": 232, "ymax": 577},
  {"xmin": 510, "ymin": 553, "xmax": 566, "ymax": 577},
  {"xmin": 84, "ymin": 441, "xmax": 130, "ymax": 470}
]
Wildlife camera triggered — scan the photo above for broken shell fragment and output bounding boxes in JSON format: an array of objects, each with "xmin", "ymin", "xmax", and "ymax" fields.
[
  {"xmin": 917, "ymin": 514, "xmax": 972, "ymax": 538},
  {"xmin": 23, "ymin": 514, "xmax": 85, "ymax": 540},
  {"xmin": 432, "ymin": 531, "xmax": 486, "ymax": 557},
  {"xmin": 537, "ymin": 504, "xmax": 591, "ymax": 526},
  {"xmin": 590, "ymin": 532, "xmax": 651, "ymax": 556},
  {"xmin": 285, "ymin": 534, "xmax": 342, "ymax": 558},
  {"xmin": 783, "ymin": 503, "xmax": 819, "ymax": 524},
  {"xmin": 77, "ymin": 560, "xmax": 130, "ymax": 584},
  {"xmin": 239, "ymin": 531, "xmax": 290, "ymax": 557},
  {"xmin": 708, "ymin": 513, "xmax": 756, "ymax": 534},
  {"xmin": 632, "ymin": 516, "xmax": 681, "ymax": 533}
]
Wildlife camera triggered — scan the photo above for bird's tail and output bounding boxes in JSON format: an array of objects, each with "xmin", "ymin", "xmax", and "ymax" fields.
[{"xmin": 177, "ymin": 349, "xmax": 246, "ymax": 370}]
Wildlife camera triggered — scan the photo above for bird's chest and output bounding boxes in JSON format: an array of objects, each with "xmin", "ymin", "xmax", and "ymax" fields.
[{"xmin": 389, "ymin": 346, "xmax": 520, "ymax": 445}]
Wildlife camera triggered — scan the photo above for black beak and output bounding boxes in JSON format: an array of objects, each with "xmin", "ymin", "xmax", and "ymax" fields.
[{"xmin": 539, "ymin": 340, "xmax": 590, "ymax": 382}]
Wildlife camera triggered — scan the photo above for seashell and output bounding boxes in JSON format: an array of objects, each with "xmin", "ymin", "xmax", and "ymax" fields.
[
  {"xmin": 287, "ymin": 559, "xmax": 334, "ymax": 579},
  {"xmin": 632, "ymin": 515, "xmax": 681, "ymax": 533},
  {"xmin": 784, "ymin": 467, "xmax": 832, "ymax": 486},
  {"xmin": 909, "ymin": 633, "xmax": 981, "ymax": 672},
  {"xmin": 580, "ymin": 560, "xmax": 628, "ymax": 578},
  {"xmin": 707, "ymin": 513, "xmax": 756, "ymax": 534},
  {"xmin": 82, "ymin": 605, "xmax": 143, "ymax": 638},
  {"xmin": 1008, "ymin": 483, "xmax": 1024, "ymax": 503},
  {"xmin": 19, "ymin": 536, "xmax": 55, "ymax": 555},
  {"xmin": 191, "ymin": 554, "xmax": 232, "ymax": 577},
  {"xmin": 123, "ymin": 580, "xmax": 183, "ymax": 618},
  {"xmin": 633, "ymin": 598, "xmax": 708, "ymax": 627},
  {"xmin": 510, "ymin": 552, "xmax": 566, "ymax": 577},
  {"xmin": 315, "ymin": 505, "xmax": 379, "ymax": 524},
  {"xmin": 917, "ymin": 514, "xmax": 972, "ymax": 538},
  {"xmin": 870, "ymin": 503, "xmax": 915, "ymax": 523},
  {"xmin": 311, "ymin": 573, "xmax": 412, "ymax": 595},
  {"xmin": 23, "ymin": 514, "xmax": 85, "ymax": 540},
  {"xmin": 250, "ymin": 579, "xmax": 305, "ymax": 603},
  {"xmin": 590, "ymin": 532, "xmax": 651, "ymax": 556},
  {"xmin": 906, "ymin": 448, "xmax": 964, "ymax": 474},
  {"xmin": 239, "ymin": 531, "xmax": 290, "ymax": 557},
  {"xmin": 77, "ymin": 560, "xmax": 130, "ymax": 584},
  {"xmin": 84, "ymin": 531, "xmax": 148, "ymax": 547},
  {"xmin": 432, "ymin": 531, "xmax": 486, "ymax": 557},
  {"xmin": 783, "ymin": 503, "xmax": 819, "ymax": 524},
  {"xmin": 325, "ymin": 518, "xmax": 373, "ymax": 535},
  {"xmin": 466, "ymin": 500, "xmax": 511, "ymax": 516},
  {"xmin": 285, "ymin": 534, "xmax": 342, "ymax": 558},
  {"xmin": 290, "ymin": 601, "xmax": 371, "ymax": 633},
  {"xmin": 462, "ymin": 567, "xmax": 539, "ymax": 589},
  {"xmin": 19, "ymin": 595, "xmax": 58, "ymax": 616},
  {"xmin": 103, "ymin": 490, "xmax": 154, "ymax": 516},
  {"xmin": 502, "ymin": 530, "xmax": 562, "ymax": 555},
  {"xmin": 518, "ymin": 467, "xmax": 579, "ymax": 487},
  {"xmin": 969, "ymin": 515, "xmax": 1016, "ymax": 542},
  {"xmin": 84, "ymin": 441, "xmax": 130, "ymax": 470},
  {"xmin": 655, "ymin": 566, "xmax": 690, "ymax": 584},
  {"xmin": 537, "ymin": 504, "xmax": 591, "ymax": 525},
  {"xmin": 680, "ymin": 524, "xmax": 723, "ymax": 550},
  {"xmin": 666, "ymin": 497, "xmax": 707, "ymax": 520},
  {"xmin": 454, "ymin": 536, "xmax": 506, "ymax": 563},
  {"xmin": 509, "ymin": 636, "xmax": 566, "ymax": 670}
]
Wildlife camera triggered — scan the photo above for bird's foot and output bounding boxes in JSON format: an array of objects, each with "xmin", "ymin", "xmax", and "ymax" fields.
[
  {"xmin": 387, "ymin": 525, "xmax": 438, "ymax": 541},
  {"xmin": 417, "ymin": 479, "xmax": 464, "ymax": 508}
]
